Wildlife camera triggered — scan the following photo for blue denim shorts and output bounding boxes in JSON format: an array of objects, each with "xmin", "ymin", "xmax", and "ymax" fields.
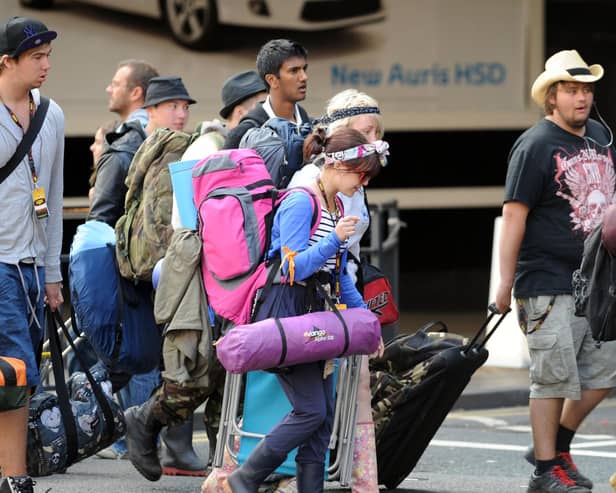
[{"xmin": 0, "ymin": 262, "xmax": 45, "ymax": 387}]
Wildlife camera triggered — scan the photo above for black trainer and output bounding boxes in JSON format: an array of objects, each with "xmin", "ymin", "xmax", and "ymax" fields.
[
  {"xmin": 524, "ymin": 446, "xmax": 593, "ymax": 489},
  {"xmin": 0, "ymin": 476, "xmax": 35, "ymax": 493},
  {"xmin": 557, "ymin": 452, "xmax": 593, "ymax": 490},
  {"xmin": 527, "ymin": 465, "xmax": 591, "ymax": 493}
]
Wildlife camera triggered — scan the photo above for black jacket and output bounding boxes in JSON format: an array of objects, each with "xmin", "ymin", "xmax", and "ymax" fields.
[
  {"xmin": 223, "ymin": 102, "xmax": 310, "ymax": 150},
  {"xmin": 87, "ymin": 120, "xmax": 147, "ymax": 226}
]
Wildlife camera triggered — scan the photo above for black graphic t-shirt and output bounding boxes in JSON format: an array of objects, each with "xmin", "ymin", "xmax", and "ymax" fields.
[{"xmin": 505, "ymin": 118, "xmax": 615, "ymax": 298}]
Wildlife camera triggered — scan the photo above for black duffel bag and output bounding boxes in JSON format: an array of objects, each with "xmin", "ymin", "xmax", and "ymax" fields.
[{"xmin": 27, "ymin": 310, "xmax": 125, "ymax": 477}]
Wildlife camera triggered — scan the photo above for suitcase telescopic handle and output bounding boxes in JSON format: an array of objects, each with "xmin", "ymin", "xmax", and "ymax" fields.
[{"xmin": 464, "ymin": 303, "xmax": 511, "ymax": 354}]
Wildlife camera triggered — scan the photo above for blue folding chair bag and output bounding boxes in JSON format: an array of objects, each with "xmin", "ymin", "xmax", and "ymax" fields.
[
  {"xmin": 238, "ymin": 369, "xmax": 333, "ymax": 477},
  {"xmin": 69, "ymin": 221, "xmax": 160, "ymax": 374},
  {"xmin": 168, "ymin": 159, "xmax": 199, "ymax": 230},
  {"xmin": 69, "ymin": 221, "xmax": 118, "ymax": 359}
]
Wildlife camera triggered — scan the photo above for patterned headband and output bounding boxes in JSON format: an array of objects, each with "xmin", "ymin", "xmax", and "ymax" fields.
[
  {"xmin": 317, "ymin": 106, "xmax": 381, "ymax": 125},
  {"xmin": 316, "ymin": 140, "xmax": 390, "ymax": 168}
]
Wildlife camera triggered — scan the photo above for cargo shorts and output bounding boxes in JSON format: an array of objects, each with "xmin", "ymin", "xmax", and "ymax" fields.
[{"xmin": 518, "ymin": 294, "xmax": 616, "ymax": 400}]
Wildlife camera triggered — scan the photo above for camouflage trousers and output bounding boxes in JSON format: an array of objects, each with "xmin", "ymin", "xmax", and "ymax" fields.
[{"xmin": 151, "ymin": 356, "xmax": 226, "ymax": 438}]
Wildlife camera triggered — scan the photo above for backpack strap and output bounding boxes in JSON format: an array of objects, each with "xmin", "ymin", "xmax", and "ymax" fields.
[
  {"xmin": 284, "ymin": 186, "xmax": 321, "ymax": 236},
  {"xmin": 250, "ymin": 256, "xmax": 282, "ymax": 323},
  {"xmin": 45, "ymin": 308, "xmax": 79, "ymax": 466},
  {"xmin": 242, "ymin": 116, "xmax": 262, "ymax": 129},
  {"xmin": 251, "ymin": 187, "xmax": 321, "ymax": 322},
  {"xmin": 297, "ymin": 105, "xmax": 311, "ymax": 126},
  {"xmin": 0, "ymin": 96, "xmax": 50, "ymax": 185}
]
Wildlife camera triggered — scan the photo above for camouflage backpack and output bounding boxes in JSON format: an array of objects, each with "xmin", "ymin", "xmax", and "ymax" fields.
[{"xmin": 115, "ymin": 127, "xmax": 195, "ymax": 282}]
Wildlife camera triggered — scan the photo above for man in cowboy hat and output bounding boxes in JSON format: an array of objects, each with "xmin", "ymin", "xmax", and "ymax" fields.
[{"xmin": 495, "ymin": 49, "xmax": 616, "ymax": 492}]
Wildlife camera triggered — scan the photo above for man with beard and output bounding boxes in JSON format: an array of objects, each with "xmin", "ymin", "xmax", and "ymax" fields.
[
  {"xmin": 495, "ymin": 50, "xmax": 616, "ymax": 493},
  {"xmin": 88, "ymin": 59, "xmax": 158, "ymax": 225},
  {"xmin": 223, "ymin": 38, "xmax": 309, "ymax": 149},
  {"xmin": 87, "ymin": 59, "xmax": 161, "ymax": 464}
]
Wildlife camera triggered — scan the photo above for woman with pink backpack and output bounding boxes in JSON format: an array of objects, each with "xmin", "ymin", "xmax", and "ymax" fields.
[{"xmin": 223, "ymin": 127, "xmax": 388, "ymax": 493}]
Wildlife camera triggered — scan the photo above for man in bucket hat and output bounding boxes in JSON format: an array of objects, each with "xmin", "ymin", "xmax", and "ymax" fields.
[
  {"xmin": 179, "ymin": 70, "xmax": 267, "ymax": 162},
  {"xmin": 219, "ymin": 70, "xmax": 267, "ymax": 129},
  {"xmin": 123, "ymin": 70, "xmax": 266, "ymax": 483},
  {"xmin": 0, "ymin": 16, "xmax": 63, "ymax": 493},
  {"xmin": 143, "ymin": 76, "xmax": 196, "ymax": 134},
  {"xmin": 495, "ymin": 50, "xmax": 616, "ymax": 492},
  {"xmin": 177, "ymin": 70, "xmax": 267, "ymax": 165}
]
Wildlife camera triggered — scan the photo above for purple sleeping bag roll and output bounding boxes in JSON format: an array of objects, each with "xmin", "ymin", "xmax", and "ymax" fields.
[{"xmin": 216, "ymin": 307, "xmax": 381, "ymax": 374}]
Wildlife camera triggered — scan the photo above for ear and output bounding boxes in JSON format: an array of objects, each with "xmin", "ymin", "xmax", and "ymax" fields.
[
  {"xmin": 265, "ymin": 73, "xmax": 278, "ymax": 90},
  {"xmin": 234, "ymin": 105, "xmax": 247, "ymax": 119},
  {"xmin": 0, "ymin": 54, "xmax": 14, "ymax": 69},
  {"xmin": 131, "ymin": 85, "xmax": 144, "ymax": 104}
]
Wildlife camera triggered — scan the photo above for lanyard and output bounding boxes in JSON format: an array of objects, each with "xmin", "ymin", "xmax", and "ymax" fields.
[
  {"xmin": 5, "ymin": 92, "xmax": 37, "ymax": 183},
  {"xmin": 317, "ymin": 178, "xmax": 342, "ymax": 299}
]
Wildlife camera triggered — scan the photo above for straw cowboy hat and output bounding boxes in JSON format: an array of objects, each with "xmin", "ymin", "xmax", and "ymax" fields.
[{"xmin": 531, "ymin": 49, "xmax": 604, "ymax": 107}]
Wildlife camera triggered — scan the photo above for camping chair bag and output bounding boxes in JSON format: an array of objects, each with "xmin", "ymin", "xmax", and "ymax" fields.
[
  {"xmin": 69, "ymin": 220, "xmax": 161, "ymax": 374},
  {"xmin": 216, "ymin": 307, "xmax": 381, "ymax": 373}
]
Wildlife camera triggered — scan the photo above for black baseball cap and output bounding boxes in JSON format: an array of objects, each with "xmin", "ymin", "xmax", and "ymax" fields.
[{"xmin": 0, "ymin": 17, "xmax": 57, "ymax": 57}]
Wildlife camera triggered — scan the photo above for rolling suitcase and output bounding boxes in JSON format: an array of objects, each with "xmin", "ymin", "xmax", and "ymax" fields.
[{"xmin": 371, "ymin": 305, "xmax": 509, "ymax": 490}]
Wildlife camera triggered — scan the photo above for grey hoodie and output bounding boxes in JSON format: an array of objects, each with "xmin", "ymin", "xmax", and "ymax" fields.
[{"xmin": 0, "ymin": 89, "xmax": 64, "ymax": 283}]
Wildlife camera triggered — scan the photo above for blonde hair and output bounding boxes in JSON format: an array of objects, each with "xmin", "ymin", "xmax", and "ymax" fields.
[{"xmin": 324, "ymin": 89, "xmax": 384, "ymax": 138}]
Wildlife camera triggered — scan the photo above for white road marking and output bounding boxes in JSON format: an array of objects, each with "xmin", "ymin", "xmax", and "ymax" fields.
[
  {"xmin": 431, "ymin": 439, "xmax": 526, "ymax": 452},
  {"xmin": 496, "ymin": 425, "xmax": 532, "ymax": 433},
  {"xmin": 573, "ymin": 433, "xmax": 616, "ymax": 440},
  {"xmin": 448, "ymin": 414, "xmax": 616, "ymax": 442},
  {"xmin": 446, "ymin": 415, "xmax": 509, "ymax": 427},
  {"xmin": 430, "ymin": 439, "xmax": 616, "ymax": 459},
  {"xmin": 572, "ymin": 440, "xmax": 616, "ymax": 448}
]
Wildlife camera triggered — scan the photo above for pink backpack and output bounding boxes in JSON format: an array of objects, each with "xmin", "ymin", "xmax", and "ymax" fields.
[{"xmin": 192, "ymin": 148, "xmax": 320, "ymax": 326}]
